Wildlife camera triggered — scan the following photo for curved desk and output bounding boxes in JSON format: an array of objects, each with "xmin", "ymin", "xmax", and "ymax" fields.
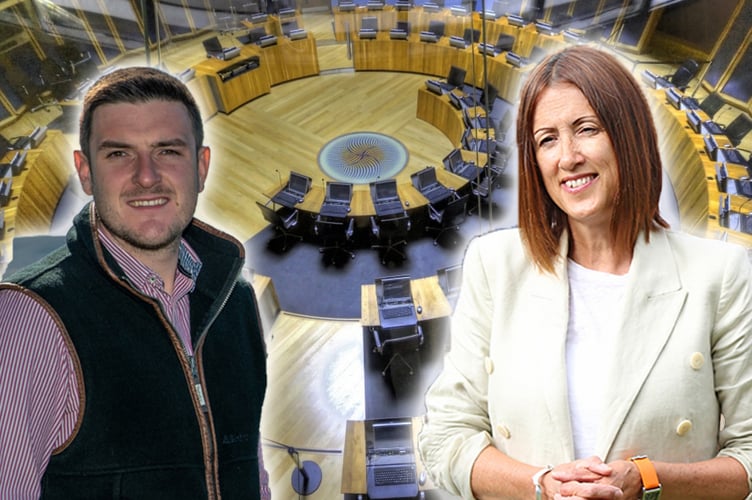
[{"xmin": 360, "ymin": 275, "xmax": 452, "ymax": 327}]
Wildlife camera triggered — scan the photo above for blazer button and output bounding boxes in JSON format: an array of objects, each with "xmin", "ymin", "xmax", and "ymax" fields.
[
  {"xmin": 496, "ymin": 424, "xmax": 511, "ymax": 439},
  {"xmin": 676, "ymin": 419, "xmax": 692, "ymax": 436},
  {"xmin": 689, "ymin": 352, "xmax": 705, "ymax": 370},
  {"xmin": 485, "ymin": 357, "xmax": 494, "ymax": 374}
]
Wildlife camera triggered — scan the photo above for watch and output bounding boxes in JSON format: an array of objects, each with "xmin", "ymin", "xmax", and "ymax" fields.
[{"xmin": 630, "ymin": 455, "xmax": 662, "ymax": 500}]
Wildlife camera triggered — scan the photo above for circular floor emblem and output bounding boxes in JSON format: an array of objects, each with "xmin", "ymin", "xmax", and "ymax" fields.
[{"xmin": 318, "ymin": 132, "xmax": 408, "ymax": 184}]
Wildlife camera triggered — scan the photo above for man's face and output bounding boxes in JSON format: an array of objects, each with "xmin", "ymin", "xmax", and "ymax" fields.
[{"xmin": 74, "ymin": 100, "xmax": 209, "ymax": 255}]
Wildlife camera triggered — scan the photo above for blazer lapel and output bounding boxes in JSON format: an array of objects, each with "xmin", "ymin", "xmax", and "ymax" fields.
[{"xmin": 597, "ymin": 230, "xmax": 687, "ymax": 458}]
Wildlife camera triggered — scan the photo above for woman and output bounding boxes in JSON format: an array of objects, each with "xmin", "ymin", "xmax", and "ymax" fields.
[{"xmin": 418, "ymin": 45, "xmax": 752, "ymax": 499}]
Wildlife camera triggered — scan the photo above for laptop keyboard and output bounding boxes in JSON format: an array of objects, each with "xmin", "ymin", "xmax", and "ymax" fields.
[
  {"xmin": 374, "ymin": 466, "xmax": 416, "ymax": 486},
  {"xmin": 381, "ymin": 305, "xmax": 413, "ymax": 319}
]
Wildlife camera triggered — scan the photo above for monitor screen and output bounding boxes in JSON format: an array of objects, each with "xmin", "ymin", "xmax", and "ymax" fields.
[
  {"xmin": 202, "ymin": 36, "xmax": 222, "ymax": 53},
  {"xmin": 328, "ymin": 182, "xmax": 352, "ymax": 202},
  {"xmin": 443, "ymin": 148, "xmax": 462, "ymax": 171},
  {"xmin": 372, "ymin": 420, "xmax": 413, "ymax": 451},
  {"xmin": 248, "ymin": 27, "xmax": 267, "ymax": 42},
  {"xmin": 281, "ymin": 20, "xmax": 298, "ymax": 36},
  {"xmin": 288, "ymin": 172, "xmax": 309, "ymax": 193},
  {"xmin": 417, "ymin": 167, "xmax": 437, "ymax": 189},
  {"xmin": 361, "ymin": 16, "xmax": 378, "ymax": 31},
  {"xmin": 380, "ymin": 276, "xmax": 411, "ymax": 302},
  {"xmin": 374, "ymin": 180, "xmax": 398, "ymax": 199}
]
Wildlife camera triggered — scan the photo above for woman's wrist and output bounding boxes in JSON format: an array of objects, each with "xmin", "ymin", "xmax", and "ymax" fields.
[{"xmin": 532, "ymin": 465, "xmax": 554, "ymax": 500}]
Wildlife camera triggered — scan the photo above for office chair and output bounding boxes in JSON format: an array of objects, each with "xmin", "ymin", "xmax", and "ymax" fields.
[
  {"xmin": 660, "ymin": 59, "xmax": 699, "ymax": 91},
  {"xmin": 469, "ymin": 171, "xmax": 492, "ymax": 215},
  {"xmin": 372, "ymin": 322, "xmax": 424, "ymax": 376},
  {"xmin": 255, "ymin": 201, "xmax": 303, "ymax": 251},
  {"xmin": 370, "ymin": 213, "xmax": 411, "ymax": 264},
  {"xmin": 494, "ymin": 33, "xmax": 515, "ymax": 53},
  {"xmin": 427, "ymin": 20, "xmax": 445, "ymax": 38},
  {"xmin": 720, "ymin": 114, "xmax": 752, "ymax": 148},
  {"xmin": 315, "ymin": 215, "xmax": 355, "ymax": 262},
  {"xmin": 699, "ymin": 92, "xmax": 725, "ymax": 119},
  {"xmin": 426, "ymin": 194, "xmax": 468, "ymax": 245}
]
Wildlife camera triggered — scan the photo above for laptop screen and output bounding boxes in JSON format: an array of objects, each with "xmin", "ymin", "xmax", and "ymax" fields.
[
  {"xmin": 374, "ymin": 180, "xmax": 397, "ymax": 199},
  {"xmin": 372, "ymin": 421, "xmax": 413, "ymax": 452},
  {"xmin": 202, "ymin": 36, "xmax": 222, "ymax": 53},
  {"xmin": 442, "ymin": 148, "xmax": 462, "ymax": 171},
  {"xmin": 417, "ymin": 167, "xmax": 437, "ymax": 189},
  {"xmin": 328, "ymin": 183, "xmax": 351, "ymax": 202},
  {"xmin": 379, "ymin": 277, "xmax": 411, "ymax": 302},
  {"xmin": 288, "ymin": 172, "xmax": 309, "ymax": 193}
]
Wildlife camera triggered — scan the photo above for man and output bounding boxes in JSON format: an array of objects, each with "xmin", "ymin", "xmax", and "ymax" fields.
[{"xmin": 0, "ymin": 67, "xmax": 269, "ymax": 499}]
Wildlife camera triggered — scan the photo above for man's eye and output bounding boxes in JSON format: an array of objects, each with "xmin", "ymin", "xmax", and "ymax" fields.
[{"xmin": 105, "ymin": 150, "xmax": 127, "ymax": 158}]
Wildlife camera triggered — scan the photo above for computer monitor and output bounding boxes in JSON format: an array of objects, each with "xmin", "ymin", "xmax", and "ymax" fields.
[
  {"xmin": 378, "ymin": 275, "xmax": 412, "ymax": 303},
  {"xmin": 374, "ymin": 179, "xmax": 398, "ymax": 199},
  {"xmin": 327, "ymin": 182, "xmax": 352, "ymax": 202},
  {"xmin": 371, "ymin": 420, "xmax": 413, "ymax": 451},
  {"xmin": 288, "ymin": 172, "xmax": 310, "ymax": 194},
  {"xmin": 248, "ymin": 27, "xmax": 267, "ymax": 43},
  {"xmin": 463, "ymin": 28, "xmax": 480, "ymax": 44},
  {"xmin": 442, "ymin": 148, "xmax": 463, "ymax": 172},
  {"xmin": 361, "ymin": 16, "xmax": 378, "ymax": 31},
  {"xmin": 202, "ymin": 36, "xmax": 223, "ymax": 54},
  {"xmin": 415, "ymin": 167, "xmax": 437, "ymax": 189},
  {"xmin": 446, "ymin": 65, "xmax": 466, "ymax": 89}
]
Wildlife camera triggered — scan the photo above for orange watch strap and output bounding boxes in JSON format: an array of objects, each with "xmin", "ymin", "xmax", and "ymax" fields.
[{"xmin": 631, "ymin": 455, "xmax": 660, "ymax": 490}]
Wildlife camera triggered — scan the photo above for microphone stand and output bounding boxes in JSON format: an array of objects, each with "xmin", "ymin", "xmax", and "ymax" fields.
[{"xmin": 288, "ymin": 446, "xmax": 322, "ymax": 496}]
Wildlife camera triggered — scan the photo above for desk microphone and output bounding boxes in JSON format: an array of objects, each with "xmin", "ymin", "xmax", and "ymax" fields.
[
  {"xmin": 416, "ymin": 305, "xmax": 423, "ymax": 315},
  {"xmin": 275, "ymin": 168, "xmax": 281, "ymax": 185}
]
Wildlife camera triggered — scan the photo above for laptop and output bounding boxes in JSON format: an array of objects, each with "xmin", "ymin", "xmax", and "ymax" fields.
[
  {"xmin": 372, "ymin": 180, "xmax": 404, "ymax": 217},
  {"xmin": 271, "ymin": 172, "xmax": 310, "ymax": 208},
  {"xmin": 377, "ymin": 276, "xmax": 417, "ymax": 328},
  {"xmin": 443, "ymin": 148, "xmax": 480, "ymax": 180},
  {"xmin": 366, "ymin": 419, "xmax": 419, "ymax": 500},
  {"xmin": 414, "ymin": 168, "xmax": 453, "ymax": 205},
  {"xmin": 320, "ymin": 182, "xmax": 352, "ymax": 218}
]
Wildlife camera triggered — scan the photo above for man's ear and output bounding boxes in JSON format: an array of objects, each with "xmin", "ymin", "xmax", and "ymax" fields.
[
  {"xmin": 197, "ymin": 146, "xmax": 210, "ymax": 192},
  {"xmin": 73, "ymin": 150, "xmax": 93, "ymax": 196}
]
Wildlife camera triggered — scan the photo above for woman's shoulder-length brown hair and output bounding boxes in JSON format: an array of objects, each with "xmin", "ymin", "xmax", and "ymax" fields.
[{"xmin": 515, "ymin": 45, "xmax": 668, "ymax": 273}]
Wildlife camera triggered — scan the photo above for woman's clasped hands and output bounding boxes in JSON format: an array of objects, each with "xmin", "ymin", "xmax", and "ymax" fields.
[{"xmin": 541, "ymin": 456, "xmax": 643, "ymax": 500}]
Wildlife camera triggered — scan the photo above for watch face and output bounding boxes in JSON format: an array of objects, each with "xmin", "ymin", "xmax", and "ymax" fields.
[{"xmin": 643, "ymin": 488, "xmax": 662, "ymax": 500}]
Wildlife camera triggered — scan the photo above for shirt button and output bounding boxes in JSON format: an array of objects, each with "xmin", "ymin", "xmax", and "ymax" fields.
[
  {"xmin": 676, "ymin": 419, "xmax": 692, "ymax": 436},
  {"xmin": 484, "ymin": 357, "xmax": 494, "ymax": 374},
  {"xmin": 496, "ymin": 424, "xmax": 511, "ymax": 439},
  {"xmin": 689, "ymin": 352, "xmax": 705, "ymax": 370}
]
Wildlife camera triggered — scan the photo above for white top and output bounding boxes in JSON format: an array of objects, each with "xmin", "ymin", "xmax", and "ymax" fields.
[{"xmin": 566, "ymin": 259, "xmax": 628, "ymax": 459}]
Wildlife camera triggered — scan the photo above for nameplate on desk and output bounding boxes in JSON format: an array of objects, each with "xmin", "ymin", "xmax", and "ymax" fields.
[
  {"xmin": 250, "ymin": 13, "xmax": 268, "ymax": 22},
  {"xmin": 562, "ymin": 29, "xmax": 582, "ymax": 43},
  {"xmin": 535, "ymin": 20, "xmax": 558, "ymax": 35},
  {"xmin": 480, "ymin": 9, "xmax": 497, "ymax": 19},
  {"xmin": 258, "ymin": 34, "xmax": 278, "ymax": 46},
  {"xmin": 450, "ymin": 5, "xmax": 468, "ymax": 15},
  {"xmin": 422, "ymin": 2, "xmax": 440, "ymax": 11},
  {"xmin": 478, "ymin": 42, "xmax": 496, "ymax": 56},
  {"xmin": 359, "ymin": 28, "xmax": 377, "ymax": 39},
  {"xmin": 686, "ymin": 109, "xmax": 702, "ymax": 133},
  {"xmin": 704, "ymin": 133, "xmax": 719, "ymax": 161},
  {"xmin": 505, "ymin": 51, "xmax": 524, "ymax": 67},
  {"xmin": 449, "ymin": 36, "xmax": 466, "ymax": 49},
  {"xmin": 395, "ymin": 1, "xmax": 411, "ymax": 10},
  {"xmin": 289, "ymin": 28, "xmax": 308, "ymax": 40},
  {"xmin": 389, "ymin": 29, "xmax": 408, "ymax": 40},
  {"xmin": 420, "ymin": 31, "xmax": 438, "ymax": 43},
  {"xmin": 10, "ymin": 151, "xmax": 26, "ymax": 176},
  {"xmin": 665, "ymin": 87, "xmax": 682, "ymax": 109},
  {"xmin": 367, "ymin": 0, "xmax": 385, "ymax": 9},
  {"xmin": 506, "ymin": 13, "xmax": 526, "ymax": 27},
  {"xmin": 338, "ymin": 1, "xmax": 356, "ymax": 10},
  {"xmin": 448, "ymin": 91, "xmax": 463, "ymax": 110},
  {"xmin": 209, "ymin": 46, "xmax": 241, "ymax": 60},
  {"xmin": 278, "ymin": 7, "xmax": 296, "ymax": 17},
  {"xmin": 640, "ymin": 69, "xmax": 658, "ymax": 88}
]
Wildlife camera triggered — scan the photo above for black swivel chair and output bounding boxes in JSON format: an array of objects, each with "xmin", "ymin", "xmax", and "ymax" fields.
[
  {"xmin": 372, "ymin": 275, "xmax": 423, "ymax": 378},
  {"xmin": 370, "ymin": 213, "xmax": 411, "ymax": 264},
  {"xmin": 427, "ymin": 20, "xmax": 445, "ymax": 39},
  {"xmin": 719, "ymin": 114, "xmax": 752, "ymax": 148},
  {"xmin": 427, "ymin": 194, "xmax": 468, "ymax": 245},
  {"xmin": 315, "ymin": 215, "xmax": 355, "ymax": 262},
  {"xmin": 255, "ymin": 201, "xmax": 303, "ymax": 251},
  {"xmin": 698, "ymin": 92, "xmax": 725, "ymax": 119},
  {"xmin": 660, "ymin": 59, "xmax": 699, "ymax": 91}
]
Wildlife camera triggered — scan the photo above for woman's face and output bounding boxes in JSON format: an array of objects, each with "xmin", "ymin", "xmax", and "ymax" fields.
[{"xmin": 532, "ymin": 83, "xmax": 620, "ymax": 234}]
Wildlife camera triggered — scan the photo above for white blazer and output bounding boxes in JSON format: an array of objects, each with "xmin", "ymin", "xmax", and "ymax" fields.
[{"xmin": 419, "ymin": 228, "xmax": 752, "ymax": 499}]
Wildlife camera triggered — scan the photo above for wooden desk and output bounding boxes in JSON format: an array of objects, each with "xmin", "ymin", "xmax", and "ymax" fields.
[
  {"xmin": 236, "ymin": 32, "xmax": 320, "ymax": 85},
  {"xmin": 360, "ymin": 275, "xmax": 452, "ymax": 327},
  {"xmin": 341, "ymin": 417, "xmax": 436, "ymax": 495},
  {"xmin": 193, "ymin": 47, "xmax": 271, "ymax": 113}
]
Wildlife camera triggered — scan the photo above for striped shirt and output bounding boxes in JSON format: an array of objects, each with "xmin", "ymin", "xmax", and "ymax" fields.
[{"xmin": 0, "ymin": 227, "xmax": 270, "ymax": 499}]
